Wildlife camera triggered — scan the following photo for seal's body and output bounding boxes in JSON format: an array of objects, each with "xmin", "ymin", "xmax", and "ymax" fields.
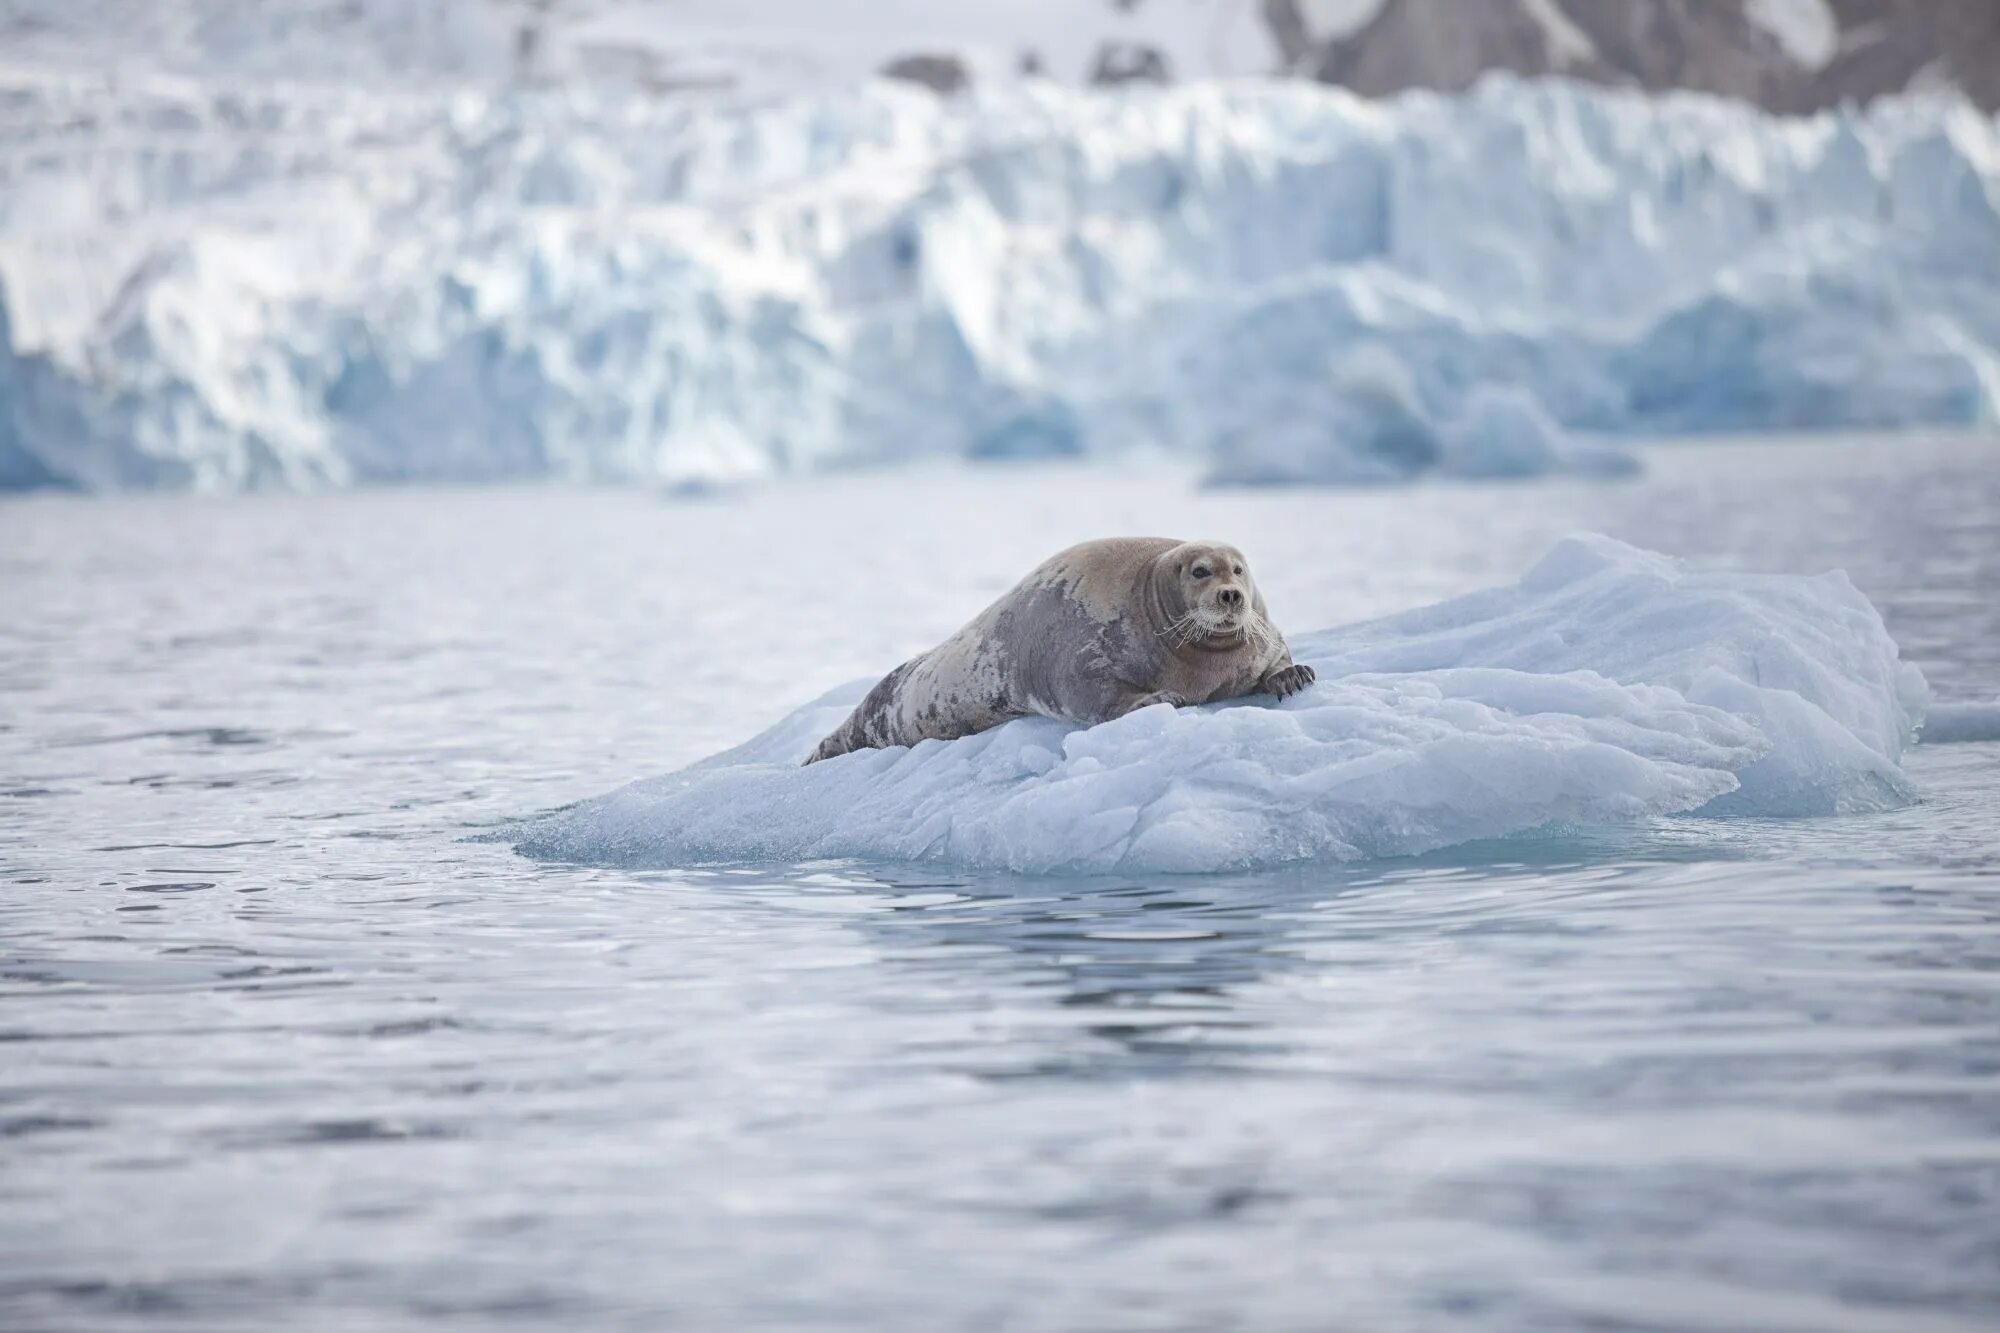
[{"xmin": 806, "ymin": 537, "xmax": 1314, "ymax": 763}]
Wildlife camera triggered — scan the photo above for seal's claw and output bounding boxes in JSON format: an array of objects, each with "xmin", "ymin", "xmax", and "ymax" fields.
[{"xmin": 1263, "ymin": 664, "xmax": 1316, "ymax": 699}]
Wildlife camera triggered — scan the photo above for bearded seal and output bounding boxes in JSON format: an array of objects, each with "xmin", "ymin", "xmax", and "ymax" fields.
[{"xmin": 806, "ymin": 537, "xmax": 1315, "ymax": 763}]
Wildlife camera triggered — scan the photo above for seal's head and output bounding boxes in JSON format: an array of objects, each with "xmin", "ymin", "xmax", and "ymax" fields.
[{"xmin": 1157, "ymin": 541, "xmax": 1259, "ymax": 645}]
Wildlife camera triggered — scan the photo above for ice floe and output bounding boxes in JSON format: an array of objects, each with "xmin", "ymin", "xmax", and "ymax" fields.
[{"xmin": 513, "ymin": 535, "xmax": 1929, "ymax": 874}]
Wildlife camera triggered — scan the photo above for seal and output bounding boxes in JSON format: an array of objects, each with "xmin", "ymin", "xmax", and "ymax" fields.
[{"xmin": 806, "ymin": 537, "xmax": 1315, "ymax": 763}]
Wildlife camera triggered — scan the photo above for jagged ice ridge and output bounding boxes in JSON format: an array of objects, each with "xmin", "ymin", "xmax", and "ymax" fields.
[{"xmin": 1, "ymin": 73, "xmax": 1996, "ymax": 491}]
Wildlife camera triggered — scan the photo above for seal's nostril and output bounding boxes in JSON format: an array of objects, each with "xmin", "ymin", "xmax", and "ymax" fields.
[{"xmin": 1219, "ymin": 588, "xmax": 1243, "ymax": 608}]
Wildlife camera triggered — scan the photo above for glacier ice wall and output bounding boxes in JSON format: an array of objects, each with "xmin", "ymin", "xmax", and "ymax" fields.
[
  {"xmin": 1, "ymin": 72, "xmax": 1996, "ymax": 491},
  {"xmin": 512, "ymin": 535, "xmax": 1929, "ymax": 875}
]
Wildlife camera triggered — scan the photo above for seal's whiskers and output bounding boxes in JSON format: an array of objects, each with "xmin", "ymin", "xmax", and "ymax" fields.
[{"xmin": 1156, "ymin": 612, "xmax": 1203, "ymax": 649}]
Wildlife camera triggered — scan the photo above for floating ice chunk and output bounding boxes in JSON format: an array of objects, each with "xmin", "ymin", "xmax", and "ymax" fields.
[
  {"xmin": 513, "ymin": 536, "xmax": 1926, "ymax": 875},
  {"xmin": 515, "ymin": 671, "xmax": 1762, "ymax": 874},
  {"xmin": 1297, "ymin": 534, "xmax": 1929, "ymax": 816}
]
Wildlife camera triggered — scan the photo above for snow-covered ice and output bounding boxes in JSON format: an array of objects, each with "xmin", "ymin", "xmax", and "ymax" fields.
[
  {"xmin": 513, "ymin": 535, "xmax": 1928, "ymax": 875},
  {"xmin": 2, "ymin": 64, "xmax": 1997, "ymax": 491}
]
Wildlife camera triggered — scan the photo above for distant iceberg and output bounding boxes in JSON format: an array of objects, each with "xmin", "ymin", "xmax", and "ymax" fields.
[
  {"xmin": 2, "ymin": 74, "xmax": 1995, "ymax": 491},
  {"xmin": 513, "ymin": 535, "xmax": 1929, "ymax": 875}
]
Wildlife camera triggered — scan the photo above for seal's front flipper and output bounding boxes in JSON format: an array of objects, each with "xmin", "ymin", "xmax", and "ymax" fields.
[
  {"xmin": 1261, "ymin": 664, "xmax": 1316, "ymax": 700},
  {"xmin": 1112, "ymin": 689, "xmax": 1190, "ymax": 718}
]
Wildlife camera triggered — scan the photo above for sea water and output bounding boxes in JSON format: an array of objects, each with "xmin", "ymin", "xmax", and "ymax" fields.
[{"xmin": 2, "ymin": 435, "xmax": 1997, "ymax": 1330}]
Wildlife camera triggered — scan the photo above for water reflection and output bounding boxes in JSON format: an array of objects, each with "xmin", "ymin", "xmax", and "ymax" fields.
[{"xmin": 856, "ymin": 868, "xmax": 1332, "ymax": 1077}]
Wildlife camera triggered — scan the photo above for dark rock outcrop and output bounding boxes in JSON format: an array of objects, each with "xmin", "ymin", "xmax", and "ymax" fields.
[
  {"xmin": 1266, "ymin": 0, "xmax": 1999, "ymax": 112},
  {"xmin": 880, "ymin": 53, "xmax": 970, "ymax": 95},
  {"xmin": 1812, "ymin": 0, "xmax": 2000, "ymax": 112},
  {"xmin": 1089, "ymin": 41, "xmax": 1172, "ymax": 86}
]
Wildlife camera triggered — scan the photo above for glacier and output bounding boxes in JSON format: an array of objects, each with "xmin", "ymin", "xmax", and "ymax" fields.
[
  {"xmin": 1, "ymin": 69, "xmax": 1996, "ymax": 491},
  {"xmin": 511, "ymin": 535, "xmax": 1929, "ymax": 876}
]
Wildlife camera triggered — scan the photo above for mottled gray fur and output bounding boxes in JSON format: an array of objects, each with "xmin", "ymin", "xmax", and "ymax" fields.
[{"xmin": 806, "ymin": 537, "xmax": 1314, "ymax": 763}]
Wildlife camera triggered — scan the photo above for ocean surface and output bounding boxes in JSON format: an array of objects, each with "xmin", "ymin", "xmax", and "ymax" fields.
[{"xmin": 3, "ymin": 434, "xmax": 1998, "ymax": 1332}]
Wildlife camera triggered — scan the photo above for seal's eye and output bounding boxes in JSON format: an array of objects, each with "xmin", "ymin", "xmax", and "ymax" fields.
[
  {"xmin": 1191, "ymin": 565, "xmax": 1211, "ymax": 580},
  {"xmin": 1233, "ymin": 564, "xmax": 1243, "ymax": 575}
]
